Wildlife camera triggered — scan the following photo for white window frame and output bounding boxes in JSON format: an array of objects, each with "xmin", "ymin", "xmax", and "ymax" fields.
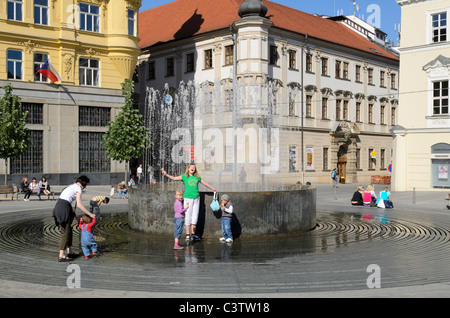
[
  {"xmin": 33, "ymin": 52, "xmax": 49, "ymax": 82},
  {"xmin": 128, "ymin": 9, "xmax": 135, "ymax": 36},
  {"xmin": 427, "ymin": 8, "xmax": 450, "ymax": 44},
  {"xmin": 7, "ymin": 0, "xmax": 23, "ymax": 21},
  {"xmin": 79, "ymin": 58, "xmax": 100, "ymax": 87},
  {"xmin": 79, "ymin": 2, "xmax": 100, "ymax": 33},
  {"xmin": 432, "ymin": 79, "xmax": 449, "ymax": 115},
  {"xmin": 7, "ymin": 49, "xmax": 23, "ymax": 80},
  {"xmin": 34, "ymin": 0, "xmax": 49, "ymax": 25}
]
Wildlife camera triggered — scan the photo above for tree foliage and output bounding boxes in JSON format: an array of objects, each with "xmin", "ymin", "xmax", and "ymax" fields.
[
  {"xmin": 103, "ymin": 79, "xmax": 150, "ymax": 164},
  {"xmin": 0, "ymin": 84, "xmax": 30, "ymax": 161}
]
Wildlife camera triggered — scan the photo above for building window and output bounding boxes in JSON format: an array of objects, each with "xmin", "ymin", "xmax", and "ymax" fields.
[
  {"xmin": 432, "ymin": 12, "xmax": 447, "ymax": 43},
  {"xmin": 380, "ymin": 70, "xmax": 385, "ymax": 87},
  {"xmin": 79, "ymin": 132, "xmax": 110, "ymax": 173},
  {"xmin": 306, "ymin": 95, "xmax": 312, "ymax": 117},
  {"xmin": 335, "ymin": 99, "xmax": 341, "ymax": 121},
  {"xmin": 356, "ymin": 148, "xmax": 361, "ymax": 169},
  {"xmin": 147, "ymin": 61, "xmax": 155, "ymax": 80},
  {"xmin": 128, "ymin": 9, "xmax": 135, "ymax": 36},
  {"xmin": 186, "ymin": 53, "xmax": 195, "ymax": 73},
  {"xmin": 368, "ymin": 104, "xmax": 374, "ymax": 123},
  {"xmin": 204, "ymin": 49, "xmax": 213, "ymax": 69},
  {"xmin": 433, "ymin": 80, "xmax": 449, "ymax": 115},
  {"xmin": 343, "ymin": 62, "xmax": 349, "ymax": 79},
  {"xmin": 34, "ymin": 0, "xmax": 48, "ymax": 25},
  {"xmin": 380, "ymin": 149, "xmax": 386, "ymax": 169},
  {"xmin": 80, "ymin": 2, "xmax": 100, "ymax": 33},
  {"xmin": 7, "ymin": 50, "xmax": 23, "ymax": 80},
  {"xmin": 391, "ymin": 73, "xmax": 397, "ymax": 89},
  {"xmin": 335, "ymin": 60, "xmax": 341, "ymax": 78},
  {"xmin": 322, "ymin": 97, "xmax": 328, "ymax": 119},
  {"xmin": 343, "ymin": 100, "xmax": 349, "ymax": 120},
  {"xmin": 79, "ymin": 58, "xmax": 99, "ymax": 86},
  {"xmin": 10, "ymin": 130, "xmax": 43, "ymax": 174},
  {"xmin": 79, "ymin": 106, "xmax": 111, "ymax": 127},
  {"xmin": 269, "ymin": 45, "xmax": 278, "ymax": 66},
  {"xmin": 225, "ymin": 89, "xmax": 233, "ymax": 111},
  {"xmin": 225, "ymin": 45, "xmax": 234, "ymax": 66},
  {"xmin": 368, "ymin": 68, "xmax": 374, "ymax": 85},
  {"xmin": 270, "ymin": 90, "xmax": 279, "ymax": 114},
  {"xmin": 369, "ymin": 148, "xmax": 375, "ymax": 169},
  {"xmin": 380, "ymin": 105, "xmax": 385, "ymax": 124},
  {"xmin": 34, "ymin": 53, "xmax": 48, "ymax": 82},
  {"xmin": 323, "ymin": 147, "xmax": 329, "ymax": 170},
  {"xmin": 289, "ymin": 95, "xmax": 296, "ymax": 116},
  {"xmin": 289, "ymin": 146, "xmax": 297, "ymax": 172},
  {"xmin": 289, "ymin": 50, "xmax": 297, "ymax": 70},
  {"xmin": 391, "ymin": 106, "xmax": 396, "ymax": 125},
  {"xmin": 166, "ymin": 57, "xmax": 174, "ymax": 76},
  {"xmin": 305, "ymin": 53, "xmax": 312, "ymax": 72},
  {"xmin": 355, "ymin": 65, "xmax": 361, "ymax": 82},
  {"xmin": 356, "ymin": 102, "xmax": 361, "ymax": 122},
  {"xmin": 22, "ymin": 102, "xmax": 43, "ymax": 125},
  {"xmin": 7, "ymin": 0, "xmax": 22, "ymax": 21},
  {"xmin": 321, "ymin": 57, "xmax": 328, "ymax": 76}
]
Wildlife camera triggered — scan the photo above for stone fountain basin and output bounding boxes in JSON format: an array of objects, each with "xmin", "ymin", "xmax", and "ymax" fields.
[{"xmin": 128, "ymin": 183, "xmax": 316, "ymax": 237}]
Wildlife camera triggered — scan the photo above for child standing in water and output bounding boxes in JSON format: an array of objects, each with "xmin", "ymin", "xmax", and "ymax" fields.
[
  {"xmin": 89, "ymin": 196, "xmax": 109, "ymax": 219},
  {"xmin": 219, "ymin": 194, "xmax": 234, "ymax": 243},
  {"xmin": 78, "ymin": 215, "xmax": 98, "ymax": 259},
  {"xmin": 163, "ymin": 164, "xmax": 217, "ymax": 242},
  {"xmin": 174, "ymin": 190, "xmax": 188, "ymax": 249}
]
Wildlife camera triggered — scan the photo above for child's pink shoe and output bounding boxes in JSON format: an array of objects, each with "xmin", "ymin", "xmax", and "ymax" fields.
[{"xmin": 173, "ymin": 243, "xmax": 184, "ymax": 250}]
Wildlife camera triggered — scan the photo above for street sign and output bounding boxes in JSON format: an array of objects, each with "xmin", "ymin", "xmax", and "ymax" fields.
[{"xmin": 388, "ymin": 164, "xmax": 392, "ymax": 173}]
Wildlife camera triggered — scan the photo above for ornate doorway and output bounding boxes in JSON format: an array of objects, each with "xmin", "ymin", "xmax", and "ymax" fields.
[
  {"xmin": 331, "ymin": 121, "xmax": 361, "ymax": 184},
  {"xmin": 338, "ymin": 145, "xmax": 348, "ymax": 183}
]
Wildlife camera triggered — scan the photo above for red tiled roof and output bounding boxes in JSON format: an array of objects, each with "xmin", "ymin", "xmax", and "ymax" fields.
[{"xmin": 138, "ymin": 0, "xmax": 398, "ymax": 60}]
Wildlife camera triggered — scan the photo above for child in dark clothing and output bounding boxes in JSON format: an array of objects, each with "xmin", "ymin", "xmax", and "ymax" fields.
[{"xmin": 78, "ymin": 215, "xmax": 98, "ymax": 259}]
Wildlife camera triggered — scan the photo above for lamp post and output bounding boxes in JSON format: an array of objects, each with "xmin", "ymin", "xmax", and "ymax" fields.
[{"xmin": 301, "ymin": 34, "xmax": 308, "ymax": 185}]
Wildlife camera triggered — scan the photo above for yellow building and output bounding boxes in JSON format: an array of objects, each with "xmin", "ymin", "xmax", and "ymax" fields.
[
  {"xmin": 394, "ymin": 0, "xmax": 450, "ymax": 191},
  {"xmin": 0, "ymin": 0, "xmax": 141, "ymax": 185}
]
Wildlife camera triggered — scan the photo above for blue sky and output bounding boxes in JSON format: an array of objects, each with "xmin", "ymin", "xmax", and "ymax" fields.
[{"xmin": 139, "ymin": 0, "xmax": 401, "ymax": 44}]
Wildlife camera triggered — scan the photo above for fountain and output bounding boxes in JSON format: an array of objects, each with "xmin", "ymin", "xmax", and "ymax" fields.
[
  {"xmin": 127, "ymin": 78, "xmax": 316, "ymax": 237},
  {"xmin": 128, "ymin": 0, "xmax": 316, "ymax": 237}
]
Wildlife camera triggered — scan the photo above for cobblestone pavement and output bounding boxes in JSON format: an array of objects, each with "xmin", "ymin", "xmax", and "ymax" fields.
[{"xmin": 0, "ymin": 183, "xmax": 449, "ymax": 298}]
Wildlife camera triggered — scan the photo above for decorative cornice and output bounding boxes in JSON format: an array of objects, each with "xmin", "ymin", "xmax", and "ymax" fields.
[
  {"xmin": 423, "ymin": 54, "xmax": 450, "ymax": 71},
  {"xmin": 18, "ymin": 40, "xmax": 40, "ymax": 54}
]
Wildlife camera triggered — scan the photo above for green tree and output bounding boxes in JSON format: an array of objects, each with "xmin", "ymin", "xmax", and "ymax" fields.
[
  {"xmin": 0, "ymin": 84, "xmax": 30, "ymax": 185},
  {"xmin": 103, "ymin": 79, "xmax": 150, "ymax": 182}
]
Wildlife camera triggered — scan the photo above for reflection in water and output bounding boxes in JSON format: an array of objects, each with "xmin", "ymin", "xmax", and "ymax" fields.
[{"xmin": 84, "ymin": 212, "xmax": 395, "ymax": 266}]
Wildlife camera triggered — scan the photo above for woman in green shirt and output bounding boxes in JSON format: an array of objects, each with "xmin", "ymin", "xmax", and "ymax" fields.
[{"xmin": 163, "ymin": 164, "xmax": 217, "ymax": 241}]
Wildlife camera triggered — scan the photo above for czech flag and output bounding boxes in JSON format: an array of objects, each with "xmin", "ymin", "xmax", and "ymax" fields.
[{"xmin": 37, "ymin": 60, "xmax": 61, "ymax": 83}]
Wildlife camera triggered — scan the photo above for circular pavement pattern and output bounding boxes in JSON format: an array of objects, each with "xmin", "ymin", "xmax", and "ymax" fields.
[{"xmin": 1, "ymin": 209, "xmax": 450, "ymax": 293}]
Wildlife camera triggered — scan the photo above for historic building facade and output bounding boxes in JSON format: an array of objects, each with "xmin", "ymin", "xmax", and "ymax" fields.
[
  {"xmin": 393, "ymin": 0, "xmax": 450, "ymax": 191},
  {"xmin": 137, "ymin": 0, "xmax": 399, "ymax": 185},
  {"xmin": 0, "ymin": 0, "xmax": 141, "ymax": 185}
]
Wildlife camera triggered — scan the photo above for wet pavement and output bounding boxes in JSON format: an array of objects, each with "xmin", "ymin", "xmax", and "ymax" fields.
[{"xmin": 0, "ymin": 183, "xmax": 450, "ymax": 297}]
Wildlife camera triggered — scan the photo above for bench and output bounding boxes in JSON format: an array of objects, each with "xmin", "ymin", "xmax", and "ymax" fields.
[
  {"xmin": 15, "ymin": 187, "xmax": 55, "ymax": 201},
  {"xmin": 0, "ymin": 185, "xmax": 17, "ymax": 200}
]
